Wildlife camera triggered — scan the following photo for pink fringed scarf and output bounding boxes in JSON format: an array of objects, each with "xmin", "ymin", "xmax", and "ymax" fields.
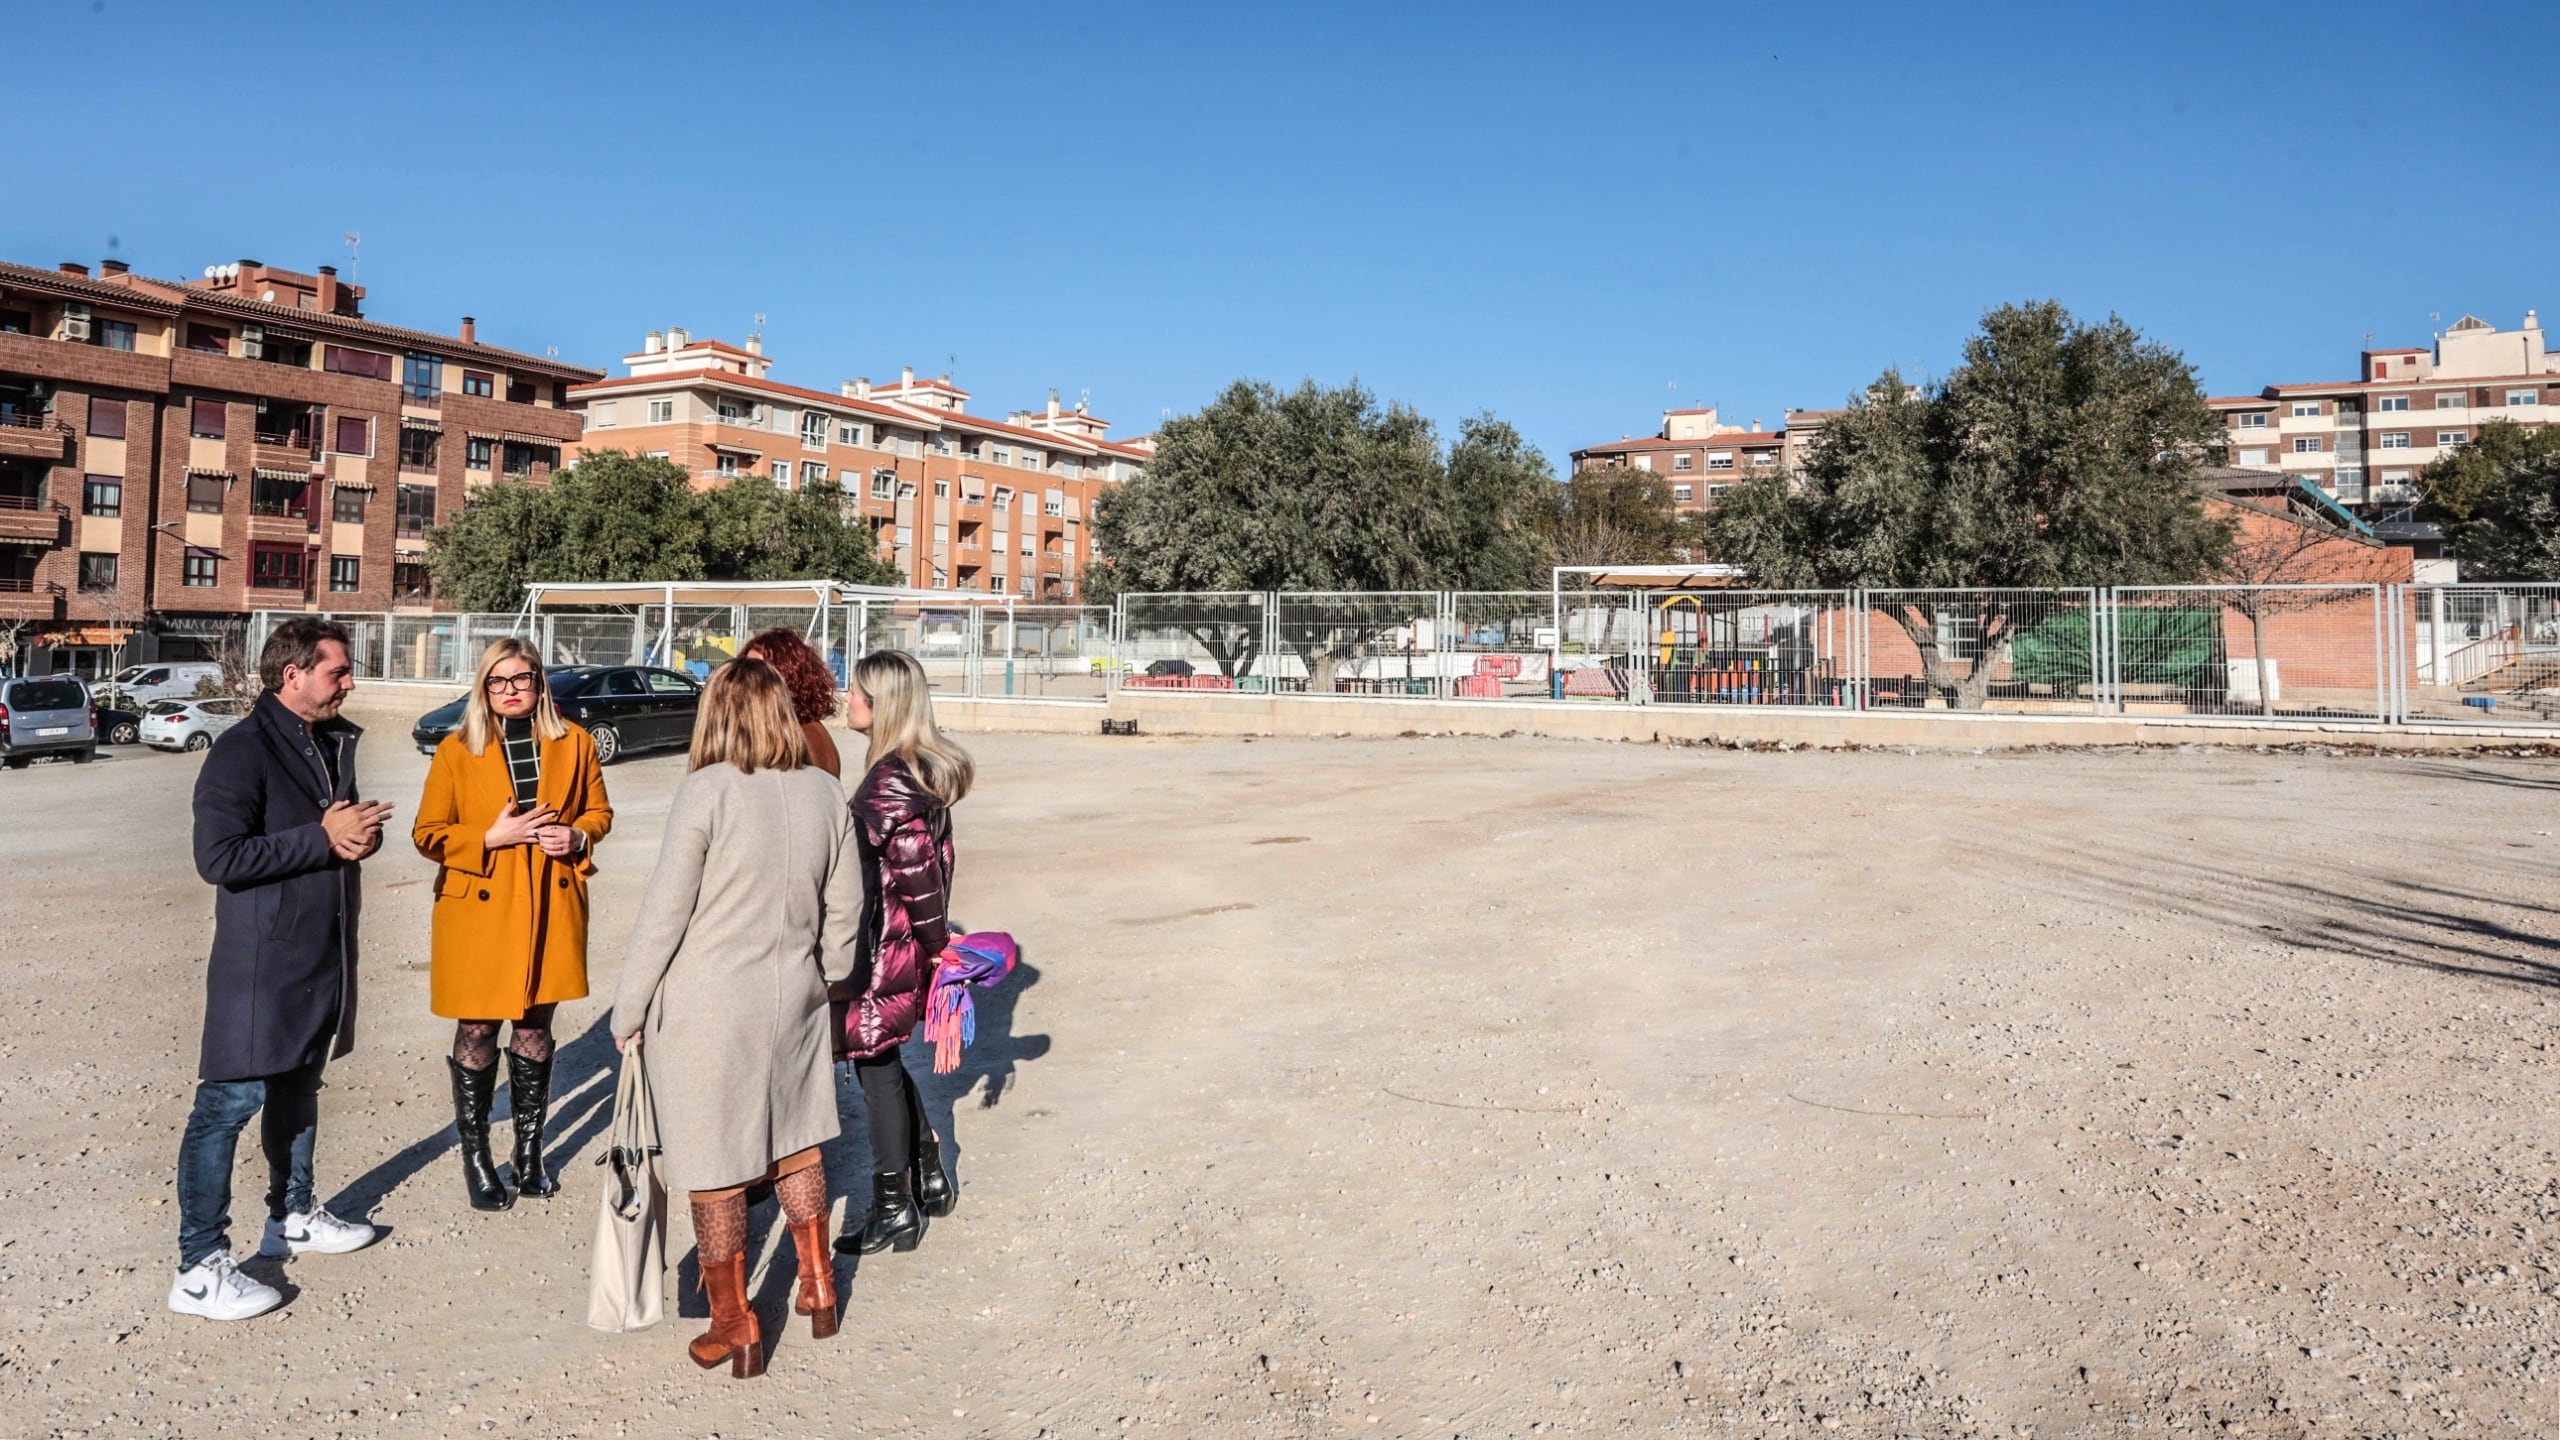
[{"xmin": 919, "ymin": 932, "xmax": 1019, "ymax": 1074}]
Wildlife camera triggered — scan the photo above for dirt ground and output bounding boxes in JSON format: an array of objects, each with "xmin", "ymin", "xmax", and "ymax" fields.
[{"xmin": 2, "ymin": 718, "xmax": 2556, "ymax": 1439}]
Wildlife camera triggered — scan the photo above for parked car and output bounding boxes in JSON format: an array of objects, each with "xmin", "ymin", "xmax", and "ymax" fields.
[
  {"xmin": 140, "ymin": 696, "xmax": 254, "ymax": 753},
  {"xmin": 1143, "ymin": 659, "xmax": 1198, "ymax": 679},
  {"xmin": 102, "ymin": 661, "xmax": 225, "ymax": 705},
  {"xmin": 410, "ymin": 665, "xmax": 701, "ymax": 764},
  {"xmin": 96, "ymin": 704, "xmax": 145, "ymax": 746},
  {"xmin": 0, "ymin": 674, "xmax": 99, "ymax": 767}
]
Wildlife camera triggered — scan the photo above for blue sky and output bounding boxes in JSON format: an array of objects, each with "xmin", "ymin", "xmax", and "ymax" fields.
[{"xmin": 14, "ymin": 0, "xmax": 2556, "ymax": 462}]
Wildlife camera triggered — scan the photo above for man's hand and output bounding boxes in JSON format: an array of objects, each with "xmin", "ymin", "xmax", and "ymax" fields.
[
  {"xmin": 535, "ymin": 823, "xmax": 582, "ymax": 858},
  {"xmin": 484, "ymin": 803, "xmax": 556, "ymax": 851},
  {"xmin": 324, "ymin": 800, "xmax": 393, "ymax": 858}
]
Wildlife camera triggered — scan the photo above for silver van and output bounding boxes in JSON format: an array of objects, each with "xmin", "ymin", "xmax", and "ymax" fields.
[{"xmin": 0, "ymin": 675, "xmax": 98, "ymax": 768}]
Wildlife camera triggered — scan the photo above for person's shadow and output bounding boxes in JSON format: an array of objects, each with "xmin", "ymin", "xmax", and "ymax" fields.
[{"xmin": 327, "ymin": 1012, "xmax": 623, "ymax": 1222}]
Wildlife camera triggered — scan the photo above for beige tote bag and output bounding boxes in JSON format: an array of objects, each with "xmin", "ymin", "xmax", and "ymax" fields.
[{"xmin": 586, "ymin": 1048, "xmax": 667, "ymax": 1332}]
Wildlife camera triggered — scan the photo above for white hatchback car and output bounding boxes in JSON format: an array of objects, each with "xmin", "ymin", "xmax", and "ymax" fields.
[{"xmin": 141, "ymin": 696, "xmax": 254, "ymax": 752}]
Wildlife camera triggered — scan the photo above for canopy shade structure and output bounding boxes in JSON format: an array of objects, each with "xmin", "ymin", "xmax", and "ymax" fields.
[{"xmin": 1551, "ymin": 564, "xmax": 1748, "ymax": 591}]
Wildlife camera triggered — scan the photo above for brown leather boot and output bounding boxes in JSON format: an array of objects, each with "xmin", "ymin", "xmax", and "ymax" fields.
[
  {"xmin": 687, "ymin": 1251, "xmax": 765, "ymax": 1378},
  {"xmin": 788, "ymin": 1215, "xmax": 840, "ymax": 1339}
]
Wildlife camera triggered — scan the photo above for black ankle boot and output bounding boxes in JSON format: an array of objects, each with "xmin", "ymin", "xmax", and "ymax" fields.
[
  {"xmin": 505, "ymin": 1050, "xmax": 557, "ymax": 1198},
  {"xmin": 913, "ymin": 1128, "xmax": 955, "ymax": 1218},
  {"xmin": 447, "ymin": 1057, "xmax": 513, "ymax": 1212},
  {"xmin": 839, "ymin": 1171, "xmax": 924, "ymax": 1255}
]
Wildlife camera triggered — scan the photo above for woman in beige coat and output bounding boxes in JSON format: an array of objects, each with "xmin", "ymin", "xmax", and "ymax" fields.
[{"xmin": 612, "ymin": 658, "xmax": 863, "ymax": 1380}]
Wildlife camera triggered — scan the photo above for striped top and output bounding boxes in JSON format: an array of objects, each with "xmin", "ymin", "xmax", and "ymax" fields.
[{"xmin": 500, "ymin": 716, "xmax": 541, "ymax": 806}]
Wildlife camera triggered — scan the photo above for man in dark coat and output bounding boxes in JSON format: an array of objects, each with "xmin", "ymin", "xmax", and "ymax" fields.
[{"xmin": 169, "ymin": 618, "xmax": 395, "ymax": 1322}]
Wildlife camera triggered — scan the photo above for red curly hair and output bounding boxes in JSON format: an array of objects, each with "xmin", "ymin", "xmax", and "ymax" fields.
[{"xmin": 741, "ymin": 627, "xmax": 840, "ymax": 728}]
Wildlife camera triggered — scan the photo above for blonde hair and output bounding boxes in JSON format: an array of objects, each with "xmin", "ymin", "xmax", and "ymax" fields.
[
  {"xmin": 689, "ymin": 657, "xmax": 809, "ymax": 775},
  {"xmin": 460, "ymin": 637, "xmax": 567, "ymax": 755},
  {"xmin": 853, "ymin": 650, "xmax": 973, "ymax": 804}
]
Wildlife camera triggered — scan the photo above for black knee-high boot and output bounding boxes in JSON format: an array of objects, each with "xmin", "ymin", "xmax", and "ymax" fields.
[
  {"xmin": 447, "ymin": 1058, "xmax": 513, "ymax": 1212},
  {"xmin": 906, "ymin": 1072, "xmax": 954, "ymax": 1217},
  {"xmin": 505, "ymin": 1050, "xmax": 558, "ymax": 1198}
]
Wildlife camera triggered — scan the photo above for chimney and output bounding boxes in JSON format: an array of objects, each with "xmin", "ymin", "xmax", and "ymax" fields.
[
  {"xmin": 2529, "ymin": 309, "xmax": 2542, "ymax": 330},
  {"xmin": 667, "ymin": 326, "xmax": 688, "ymax": 349},
  {"xmin": 856, "ymin": 376, "xmax": 871, "ymax": 399},
  {"xmin": 900, "ymin": 365, "xmax": 914, "ymax": 390},
  {"xmin": 459, "ymin": 316, "xmax": 477, "ymax": 343},
  {"xmin": 840, "ymin": 380, "xmax": 860, "ymax": 398},
  {"xmin": 1750, "ymin": 417, "xmax": 1761, "ymax": 432},
  {"xmin": 58, "ymin": 262, "xmax": 89, "ymax": 277},
  {"xmin": 1047, "ymin": 388, "xmax": 1060, "ymax": 420},
  {"xmin": 643, "ymin": 330, "xmax": 664, "ymax": 354},
  {"xmin": 100, "ymin": 259, "xmax": 129, "ymax": 276},
  {"xmin": 316, "ymin": 265, "xmax": 339, "ymax": 314},
  {"xmin": 746, "ymin": 334, "xmax": 762, "ymax": 356}
]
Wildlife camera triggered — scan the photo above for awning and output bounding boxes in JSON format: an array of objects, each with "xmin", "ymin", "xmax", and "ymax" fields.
[
  {"xmin": 184, "ymin": 466, "xmax": 235, "ymax": 481},
  {"xmin": 400, "ymin": 417, "xmax": 442, "ymax": 432},
  {"xmin": 331, "ymin": 477, "xmax": 377, "ymax": 492},
  {"xmin": 36, "ymin": 625, "xmax": 132, "ymax": 645},
  {"xmin": 0, "ymin": 534, "xmax": 56, "ymax": 548},
  {"xmin": 706, "ymin": 441, "xmax": 762, "ymax": 457},
  {"xmin": 254, "ymin": 468, "xmax": 314, "ymax": 485}
]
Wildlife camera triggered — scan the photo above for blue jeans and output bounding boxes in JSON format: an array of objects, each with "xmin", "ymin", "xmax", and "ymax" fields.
[{"xmin": 175, "ymin": 1053, "xmax": 326, "ymax": 1270}]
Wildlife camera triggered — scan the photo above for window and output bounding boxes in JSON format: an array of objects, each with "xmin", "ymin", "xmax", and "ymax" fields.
[
  {"xmin": 403, "ymin": 353, "xmax": 442, "ymax": 402},
  {"xmin": 96, "ymin": 319, "xmax": 136, "ymax": 351},
  {"xmin": 332, "ymin": 486, "xmax": 368, "ymax": 523},
  {"xmin": 932, "ymin": 524, "xmax": 949, "ymax": 546},
  {"xmin": 1673, "ymin": 453, "xmax": 1694, "ymax": 471},
  {"xmin": 871, "ymin": 473, "xmax": 895, "ymax": 500},
  {"xmin": 2233, "ymin": 412, "xmax": 2268, "ymax": 428},
  {"xmin": 1705, "ymin": 483, "xmax": 1733, "ymax": 503},
  {"xmin": 991, "ymin": 485, "xmax": 1012, "ymax": 509},
  {"xmin": 394, "ymin": 561, "xmax": 429, "ymax": 599},
  {"xmin": 986, "ymin": 574, "xmax": 1004, "ymax": 593},
  {"xmin": 182, "ymin": 552, "xmax": 219, "ymax": 587},
  {"xmin": 400, "ymin": 426, "xmax": 438, "ymax": 471},
  {"xmin": 2436, "ymin": 393, "xmax": 2465, "ymax": 409},
  {"xmin": 2291, "ymin": 402, "xmax": 2322, "ymax": 417},
  {"xmin": 713, "ymin": 451, "xmax": 742, "ymax": 478},
  {"xmin": 1630, "ymin": 454, "xmax": 1653, "ymax": 471},
  {"xmin": 2378, "ymin": 395, "xmax": 2410, "ymax": 412},
  {"xmin": 1020, "ymin": 450, "xmax": 1041, "ymax": 471},
  {"xmin": 897, "ymin": 482, "xmax": 917, "ymax": 500},
  {"xmin": 2378, "ymin": 432, "xmax": 2411, "ymax": 449},
  {"xmin": 990, "ymin": 447, "xmax": 1010, "ymax": 467},
  {"xmin": 251, "ymin": 473, "xmax": 310, "ymax": 517},
  {"xmin": 187, "ymin": 323, "xmax": 230, "ymax": 354},
  {"xmin": 465, "ymin": 437, "xmax": 493, "ymax": 471},
  {"xmin": 323, "ymin": 345, "xmax": 393, "ymax": 381},
  {"xmin": 802, "ymin": 413, "xmax": 829, "ymax": 448},
  {"xmin": 587, "ymin": 401, "xmax": 616, "ymax": 429},
  {"xmin": 933, "ymin": 480, "xmax": 949, "ymax": 498},
  {"xmin": 1707, "ymin": 452, "xmax": 1734, "ymax": 470},
  {"xmin": 505, "ymin": 380, "xmax": 536, "ymax": 404},
  {"xmin": 647, "ymin": 399, "xmax": 674, "ymax": 425},
  {"xmin": 249, "ymin": 544, "xmax": 307, "ymax": 590},
  {"xmin": 333, "ymin": 415, "xmax": 371, "ymax": 456},
  {"xmin": 500, "ymin": 441, "xmax": 557, "ymax": 474},
  {"xmin": 772, "ymin": 461, "xmax": 793, "ymax": 486},
  {"xmin": 1751, "ymin": 452, "xmax": 1776, "ymax": 467},
  {"xmin": 644, "ymin": 671, "xmax": 694, "ymax": 697},
  {"xmin": 87, "ymin": 396, "xmax": 125, "ymax": 439},
  {"xmin": 396, "ymin": 484, "xmax": 436, "ymax": 537},
  {"xmin": 82, "ymin": 475, "xmax": 121, "ymax": 517},
  {"xmin": 190, "ymin": 397, "xmax": 226, "ymax": 439},
  {"xmin": 895, "ymin": 525, "xmax": 913, "ymax": 545},
  {"xmin": 2507, "ymin": 389, "xmax": 2540, "ymax": 407},
  {"xmin": 329, "ymin": 556, "xmax": 360, "ymax": 592},
  {"xmin": 2439, "ymin": 430, "xmax": 2467, "ymax": 448},
  {"xmin": 1044, "ymin": 494, "xmax": 1063, "ymax": 517},
  {"xmin": 837, "ymin": 421, "xmax": 863, "ymax": 446},
  {"xmin": 2240, "ymin": 448, "xmax": 2272, "ymax": 466},
  {"xmin": 187, "ymin": 471, "xmax": 227, "ymax": 513},
  {"xmin": 804, "ymin": 463, "xmax": 827, "ymax": 486},
  {"xmin": 2291, "ymin": 437, "xmax": 2322, "ymax": 453},
  {"xmin": 77, "ymin": 553, "xmax": 116, "ymax": 592},
  {"xmin": 1671, "ymin": 484, "xmax": 1693, "ymax": 502},
  {"xmin": 642, "ymin": 450, "xmax": 668, "ymax": 459},
  {"xmin": 461, "ymin": 371, "xmax": 494, "ymax": 398}
]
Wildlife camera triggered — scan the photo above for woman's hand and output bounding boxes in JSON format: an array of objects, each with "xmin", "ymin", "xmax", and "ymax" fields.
[
  {"xmin": 615, "ymin": 1031, "xmax": 641, "ymax": 1054},
  {"xmin": 484, "ymin": 803, "xmax": 557, "ymax": 851},
  {"xmin": 535, "ymin": 823, "xmax": 581, "ymax": 858}
]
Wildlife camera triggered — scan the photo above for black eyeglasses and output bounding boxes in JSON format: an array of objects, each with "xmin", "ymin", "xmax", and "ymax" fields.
[{"xmin": 484, "ymin": 672, "xmax": 540, "ymax": 694}]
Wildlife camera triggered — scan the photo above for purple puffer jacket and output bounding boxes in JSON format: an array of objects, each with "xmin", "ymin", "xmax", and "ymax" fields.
[{"xmin": 838, "ymin": 755, "xmax": 954, "ymax": 1061}]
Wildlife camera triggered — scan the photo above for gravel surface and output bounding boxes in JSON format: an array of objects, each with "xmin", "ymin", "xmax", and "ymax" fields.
[{"xmin": 1, "ymin": 725, "xmax": 2555, "ymax": 1438}]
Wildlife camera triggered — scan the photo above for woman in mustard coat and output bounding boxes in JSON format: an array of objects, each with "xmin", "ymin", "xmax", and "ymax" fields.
[{"xmin": 412, "ymin": 637, "xmax": 612, "ymax": 1212}]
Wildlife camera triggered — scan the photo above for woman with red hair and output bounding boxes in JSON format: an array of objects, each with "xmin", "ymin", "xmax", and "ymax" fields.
[{"xmin": 741, "ymin": 628, "xmax": 843, "ymax": 778}]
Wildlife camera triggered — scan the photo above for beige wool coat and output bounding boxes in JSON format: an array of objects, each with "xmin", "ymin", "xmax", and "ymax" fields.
[{"xmin": 610, "ymin": 763, "xmax": 863, "ymax": 1192}]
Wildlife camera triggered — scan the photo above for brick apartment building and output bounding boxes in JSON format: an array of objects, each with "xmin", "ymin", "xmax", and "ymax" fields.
[
  {"xmin": 0, "ymin": 255, "xmax": 596, "ymax": 675},
  {"xmin": 566, "ymin": 330, "xmax": 1151, "ymax": 599},
  {"xmin": 2209, "ymin": 310, "xmax": 2556, "ymax": 517},
  {"xmin": 1568, "ymin": 407, "xmax": 1789, "ymax": 515}
]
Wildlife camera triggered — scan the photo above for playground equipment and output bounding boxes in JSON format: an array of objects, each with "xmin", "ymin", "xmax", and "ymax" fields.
[{"xmin": 1645, "ymin": 594, "xmax": 1840, "ymax": 705}]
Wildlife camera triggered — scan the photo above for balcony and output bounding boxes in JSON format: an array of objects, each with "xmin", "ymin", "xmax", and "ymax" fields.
[
  {"xmin": 252, "ymin": 428, "xmax": 318, "ymax": 471},
  {"xmin": 0, "ymin": 411, "xmax": 73, "ymax": 462},
  {"xmin": 0, "ymin": 490, "xmax": 67, "ymax": 544}
]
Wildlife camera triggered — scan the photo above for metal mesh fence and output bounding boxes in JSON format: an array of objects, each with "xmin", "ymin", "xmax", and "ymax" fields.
[
  {"xmin": 1448, "ymin": 592, "xmax": 1559, "ymax": 700},
  {"xmin": 1641, "ymin": 590, "xmax": 1858, "ymax": 707},
  {"xmin": 1552, "ymin": 592, "xmax": 1644, "ymax": 703},
  {"xmin": 2401, "ymin": 583, "xmax": 2560, "ymax": 725},
  {"xmin": 2112, "ymin": 585, "xmax": 2386, "ymax": 721},
  {"xmin": 975, "ymin": 605, "xmax": 1111, "ymax": 701},
  {"xmin": 1860, "ymin": 589, "xmax": 2102, "ymax": 713},
  {"xmin": 1269, "ymin": 592, "xmax": 1444, "ymax": 697},
  {"xmin": 1118, "ymin": 593, "xmax": 1266, "ymax": 692}
]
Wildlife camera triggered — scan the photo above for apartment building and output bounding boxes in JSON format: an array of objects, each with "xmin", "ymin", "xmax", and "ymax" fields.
[
  {"xmin": 0, "ymin": 255, "xmax": 595, "ymax": 673},
  {"xmin": 566, "ymin": 329, "xmax": 1150, "ymax": 598},
  {"xmin": 1569, "ymin": 407, "xmax": 1787, "ymax": 513},
  {"xmin": 2209, "ymin": 310, "xmax": 2557, "ymax": 515}
]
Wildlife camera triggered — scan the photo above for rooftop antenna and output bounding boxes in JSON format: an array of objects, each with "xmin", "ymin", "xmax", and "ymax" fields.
[
  {"xmin": 751, "ymin": 311, "xmax": 766, "ymax": 341},
  {"xmin": 343, "ymin": 231, "xmax": 361, "ymax": 282}
]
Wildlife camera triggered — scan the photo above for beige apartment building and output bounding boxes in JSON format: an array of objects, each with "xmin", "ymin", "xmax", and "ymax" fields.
[
  {"xmin": 2209, "ymin": 311, "xmax": 2557, "ymax": 514},
  {"xmin": 1568, "ymin": 407, "xmax": 1787, "ymax": 515},
  {"xmin": 567, "ymin": 330, "xmax": 1148, "ymax": 597}
]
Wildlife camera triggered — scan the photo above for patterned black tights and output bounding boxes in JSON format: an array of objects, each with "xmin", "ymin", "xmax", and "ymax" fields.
[{"xmin": 452, "ymin": 1004, "xmax": 556, "ymax": 1070}]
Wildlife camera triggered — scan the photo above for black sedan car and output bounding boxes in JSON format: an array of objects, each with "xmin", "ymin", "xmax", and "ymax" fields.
[
  {"xmin": 411, "ymin": 665, "xmax": 703, "ymax": 764},
  {"xmin": 96, "ymin": 705, "xmax": 145, "ymax": 746}
]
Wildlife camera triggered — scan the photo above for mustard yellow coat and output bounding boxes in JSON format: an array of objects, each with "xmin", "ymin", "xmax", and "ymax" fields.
[{"xmin": 412, "ymin": 724, "xmax": 613, "ymax": 1020}]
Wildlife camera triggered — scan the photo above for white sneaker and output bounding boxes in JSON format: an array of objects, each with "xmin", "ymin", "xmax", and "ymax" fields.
[
  {"xmin": 259, "ymin": 1205, "xmax": 379, "ymax": 1258},
  {"xmin": 168, "ymin": 1253, "xmax": 283, "ymax": 1321}
]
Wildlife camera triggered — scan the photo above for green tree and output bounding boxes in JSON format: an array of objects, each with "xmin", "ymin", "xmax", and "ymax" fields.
[
  {"xmin": 543, "ymin": 450, "xmax": 705, "ymax": 586},
  {"xmin": 1706, "ymin": 302, "xmax": 2235, "ymax": 708},
  {"xmin": 1089, "ymin": 380, "xmax": 1553, "ymax": 683},
  {"xmin": 2415, "ymin": 419, "xmax": 2560, "ymax": 579},
  {"xmin": 423, "ymin": 475, "xmax": 561, "ymax": 613},
  {"xmin": 697, "ymin": 478, "xmax": 901, "ymax": 585},
  {"xmin": 1549, "ymin": 464, "xmax": 1700, "ymax": 568}
]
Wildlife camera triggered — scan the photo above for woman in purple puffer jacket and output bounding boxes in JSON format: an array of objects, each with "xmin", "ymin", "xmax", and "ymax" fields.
[{"xmin": 831, "ymin": 649, "xmax": 970, "ymax": 1257}]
